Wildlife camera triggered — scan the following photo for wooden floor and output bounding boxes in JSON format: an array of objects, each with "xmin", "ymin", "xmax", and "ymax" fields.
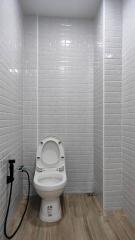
[{"xmin": 9, "ymin": 194, "xmax": 135, "ymax": 240}]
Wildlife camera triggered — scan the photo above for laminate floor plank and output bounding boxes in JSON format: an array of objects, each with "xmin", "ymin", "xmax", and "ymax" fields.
[{"xmin": 9, "ymin": 194, "xmax": 135, "ymax": 240}]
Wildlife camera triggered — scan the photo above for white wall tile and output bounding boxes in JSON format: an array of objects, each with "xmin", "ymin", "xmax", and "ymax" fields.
[
  {"xmin": 23, "ymin": 17, "xmax": 95, "ymax": 193},
  {"xmin": 94, "ymin": 0, "xmax": 104, "ymax": 206},
  {"xmin": 104, "ymin": 0, "xmax": 122, "ymax": 210},
  {"xmin": 23, "ymin": 16, "xmax": 37, "ymax": 195},
  {"xmin": 0, "ymin": 0, "xmax": 23, "ymax": 238},
  {"xmin": 122, "ymin": 0, "xmax": 135, "ymax": 225}
]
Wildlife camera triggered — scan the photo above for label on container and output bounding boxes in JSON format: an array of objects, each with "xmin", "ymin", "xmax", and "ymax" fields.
[{"xmin": 47, "ymin": 205, "xmax": 53, "ymax": 217}]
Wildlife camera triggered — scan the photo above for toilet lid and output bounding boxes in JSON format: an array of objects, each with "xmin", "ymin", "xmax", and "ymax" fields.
[{"xmin": 36, "ymin": 137, "xmax": 65, "ymax": 169}]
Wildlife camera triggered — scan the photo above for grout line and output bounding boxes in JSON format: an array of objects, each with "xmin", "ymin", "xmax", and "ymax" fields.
[
  {"xmin": 103, "ymin": 0, "xmax": 105, "ymax": 212},
  {"xmin": 37, "ymin": 15, "xmax": 39, "ymax": 147}
]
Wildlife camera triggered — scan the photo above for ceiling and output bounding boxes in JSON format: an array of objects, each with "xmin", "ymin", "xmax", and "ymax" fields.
[{"xmin": 20, "ymin": 0, "xmax": 100, "ymax": 19}]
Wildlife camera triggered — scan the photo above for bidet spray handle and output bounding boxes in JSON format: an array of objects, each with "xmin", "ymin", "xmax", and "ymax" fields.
[{"xmin": 7, "ymin": 159, "xmax": 15, "ymax": 184}]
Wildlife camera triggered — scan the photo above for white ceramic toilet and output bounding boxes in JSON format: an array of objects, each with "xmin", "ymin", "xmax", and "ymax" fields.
[{"xmin": 33, "ymin": 136, "xmax": 67, "ymax": 222}]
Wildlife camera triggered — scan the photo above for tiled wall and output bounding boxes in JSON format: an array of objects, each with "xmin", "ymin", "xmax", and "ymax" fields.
[
  {"xmin": 0, "ymin": 0, "xmax": 23, "ymax": 238},
  {"xmin": 103, "ymin": 0, "xmax": 122, "ymax": 210},
  {"xmin": 122, "ymin": 0, "xmax": 135, "ymax": 225},
  {"xmin": 23, "ymin": 17, "xmax": 95, "ymax": 193},
  {"xmin": 23, "ymin": 16, "xmax": 37, "ymax": 195},
  {"xmin": 94, "ymin": 0, "xmax": 122, "ymax": 210},
  {"xmin": 94, "ymin": 1, "xmax": 104, "ymax": 206}
]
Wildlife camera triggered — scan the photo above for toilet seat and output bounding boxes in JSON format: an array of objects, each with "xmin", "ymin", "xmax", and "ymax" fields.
[
  {"xmin": 36, "ymin": 137, "xmax": 65, "ymax": 170},
  {"xmin": 34, "ymin": 136, "xmax": 67, "ymax": 222},
  {"xmin": 34, "ymin": 171, "xmax": 66, "ymax": 192}
]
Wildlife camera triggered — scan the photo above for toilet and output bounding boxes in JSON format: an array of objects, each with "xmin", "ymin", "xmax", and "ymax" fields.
[{"xmin": 33, "ymin": 136, "xmax": 67, "ymax": 222}]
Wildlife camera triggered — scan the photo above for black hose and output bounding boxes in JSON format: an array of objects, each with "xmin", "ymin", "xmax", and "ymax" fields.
[{"xmin": 4, "ymin": 169, "xmax": 30, "ymax": 239}]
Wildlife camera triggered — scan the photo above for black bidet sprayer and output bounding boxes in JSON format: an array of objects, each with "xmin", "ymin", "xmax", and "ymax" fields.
[
  {"xmin": 7, "ymin": 159, "xmax": 15, "ymax": 184},
  {"xmin": 4, "ymin": 160, "xmax": 30, "ymax": 239}
]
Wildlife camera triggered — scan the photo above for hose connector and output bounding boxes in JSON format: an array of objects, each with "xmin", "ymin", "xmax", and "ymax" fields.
[{"xmin": 17, "ymin": 165, "xmax": 24, "ymax": 172}]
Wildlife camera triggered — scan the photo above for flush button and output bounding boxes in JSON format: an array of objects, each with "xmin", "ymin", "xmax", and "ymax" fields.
[{"xmin": 37, "ymin": 157, "xmax": 40, "ymax": 159}]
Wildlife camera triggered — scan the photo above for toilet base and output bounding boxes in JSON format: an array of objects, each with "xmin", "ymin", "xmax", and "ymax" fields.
[{"xmin": 39, "ymin": 198, "xmax": 62, "ymax": 222}]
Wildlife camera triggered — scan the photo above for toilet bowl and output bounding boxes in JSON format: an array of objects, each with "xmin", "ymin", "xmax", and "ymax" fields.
[{"xmin": 33, "ymin": 137, "xmax": 67, "ymax": 222}]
